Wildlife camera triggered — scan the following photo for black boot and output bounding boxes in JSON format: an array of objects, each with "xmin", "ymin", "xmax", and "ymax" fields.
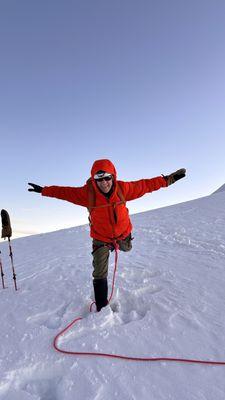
[{"xmin": 93, "ymin": 278, "xmax": 108, "ymax": 312}]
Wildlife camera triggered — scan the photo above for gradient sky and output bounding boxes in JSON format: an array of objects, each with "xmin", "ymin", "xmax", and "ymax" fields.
[{"xmin": 0, "ymin": 0, "xmax": 225, "ymax": 239}]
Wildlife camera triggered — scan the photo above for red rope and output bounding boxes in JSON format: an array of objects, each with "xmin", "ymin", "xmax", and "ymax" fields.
[{"xmin": 53, "ymin": 244, "xmax": 225, "ymax": 365}]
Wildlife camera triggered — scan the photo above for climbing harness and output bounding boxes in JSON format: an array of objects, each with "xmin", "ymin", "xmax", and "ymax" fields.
[{"xmin": 53, "ymin": 243, "xmax": 225, "ymax": 365}]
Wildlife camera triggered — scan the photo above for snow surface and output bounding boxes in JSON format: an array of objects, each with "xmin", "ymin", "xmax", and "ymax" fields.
[{"xmin": 0, "ymin": 191, "xmax": 225, "ymax": 400}]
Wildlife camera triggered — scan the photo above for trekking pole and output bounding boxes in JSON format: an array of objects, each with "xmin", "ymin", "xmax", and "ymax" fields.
[
  {"xmin": 1, "ymin": 209, "xmax": 18, "ymax": 291},
  {"xmin": 8, "ymin": 238, "xmax": 17, "ymax": 291},
  {"xmin": 0, "ymin": 250, "xmax": 6, "ymax": 289}
]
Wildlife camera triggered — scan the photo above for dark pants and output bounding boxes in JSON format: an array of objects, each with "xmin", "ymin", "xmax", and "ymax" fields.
[{"xmin": 92, "ymin": 234, "xmax": 133, "ymax": 279}]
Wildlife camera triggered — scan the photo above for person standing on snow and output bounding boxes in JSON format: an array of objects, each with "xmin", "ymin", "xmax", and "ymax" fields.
[{"xmin": 28, "ymin": 159, "xmax": 186, "ymax": 311}]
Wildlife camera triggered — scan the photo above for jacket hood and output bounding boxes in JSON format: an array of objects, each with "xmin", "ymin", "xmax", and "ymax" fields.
[{"xmin": 91, "ymin": 159, "xmax": 117, "ymax": 180}]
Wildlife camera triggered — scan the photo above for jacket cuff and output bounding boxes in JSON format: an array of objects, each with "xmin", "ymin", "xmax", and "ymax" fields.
[{"xmin": 161, "ymin": 176, "xmax": 168, "ymax": 187}]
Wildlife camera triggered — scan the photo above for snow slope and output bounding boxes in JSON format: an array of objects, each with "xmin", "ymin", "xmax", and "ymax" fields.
[
  {"xmin": 0, "ymin": 190, "xmax": 225, "ymax": 400},
  {"xmin": 212, "ymin": 183, "xmax": 225, "ymax": 195}
]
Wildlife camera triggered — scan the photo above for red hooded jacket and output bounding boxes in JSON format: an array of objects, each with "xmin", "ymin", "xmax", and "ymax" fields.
[{"xmin": 42, "ymin": 159, "xmax": 168, "ymax": 243}]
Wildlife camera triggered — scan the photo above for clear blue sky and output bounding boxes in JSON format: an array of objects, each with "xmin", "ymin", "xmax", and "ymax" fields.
[{"xmin": 0, "ymin": 0, "xmax": 225, "ymax": 238}]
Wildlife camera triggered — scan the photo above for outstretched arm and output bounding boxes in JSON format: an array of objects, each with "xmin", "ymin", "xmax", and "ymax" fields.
[
  {"xmin": 28, "ymin": 182, "xmax": 89, "ymax": 207},
  {"xmin": 120, "ymin": 168, "xmax": 186, "ymax": 201}
]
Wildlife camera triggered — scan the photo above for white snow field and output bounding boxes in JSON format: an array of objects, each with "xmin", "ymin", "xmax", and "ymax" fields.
[{"xmin": 0, "ymin": 189, "xmax": 225, "ymax": 400}]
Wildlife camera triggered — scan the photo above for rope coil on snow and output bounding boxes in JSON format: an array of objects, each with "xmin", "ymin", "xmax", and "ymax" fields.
[{"xmin": 53, "ymin": 245, "xmax": 225, "ymax": 365}]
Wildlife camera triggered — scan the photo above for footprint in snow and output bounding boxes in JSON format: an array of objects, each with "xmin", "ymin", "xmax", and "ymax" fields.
[
  {"xmin": 26, "ymin": 302, "xmax": 70, "ymax": 330},
  {"xmin": 109, "ymin": 283, "xmax": 162, "ymax": 325}
]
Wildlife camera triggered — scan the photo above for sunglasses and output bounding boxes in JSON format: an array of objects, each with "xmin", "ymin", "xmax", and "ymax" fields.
[{"xmin": 95, "ymin": 176, "xmax": 113, "ymax": 182}]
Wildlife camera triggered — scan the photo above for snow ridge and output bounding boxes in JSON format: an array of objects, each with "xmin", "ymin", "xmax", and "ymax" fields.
[{"xmin": 212, "ymin": 183, "xmax": 225, "ymax": 194}]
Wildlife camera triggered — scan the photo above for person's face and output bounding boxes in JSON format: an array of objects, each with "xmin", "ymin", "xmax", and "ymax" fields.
[{"xmin": 96, "ymin": 176, "xmax": 113, "ymax": 193}]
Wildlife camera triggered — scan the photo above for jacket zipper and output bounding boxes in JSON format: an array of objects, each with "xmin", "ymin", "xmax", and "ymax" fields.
[{"xmin": 107, "ymin": 199, "xmax": 116, "ymax": 239}]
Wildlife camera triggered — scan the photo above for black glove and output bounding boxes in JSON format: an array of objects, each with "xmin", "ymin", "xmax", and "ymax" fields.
[
  {"xmin": 163, "ymin": 168, "xmax": 186, "ymax": 186},
  {"xmin": 28, "ymin": 183, "xmax": 43, "ymax": 193}
]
